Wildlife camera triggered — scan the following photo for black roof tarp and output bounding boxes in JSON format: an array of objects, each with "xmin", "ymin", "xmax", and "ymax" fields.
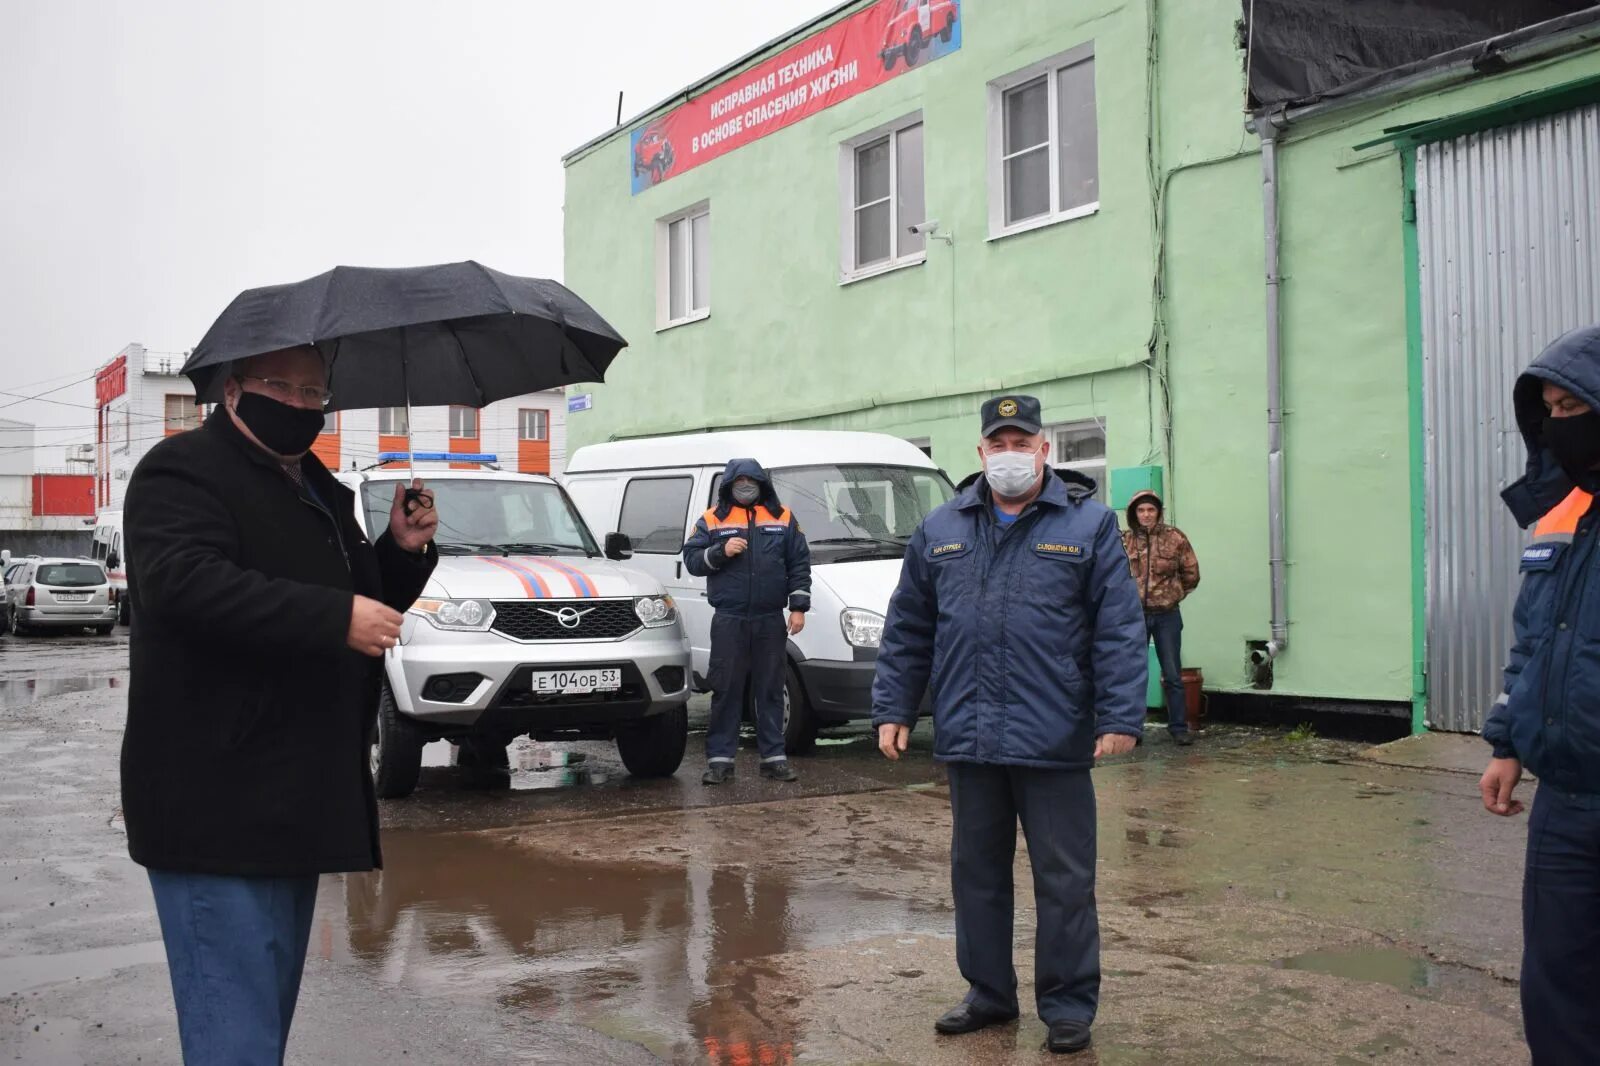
[{"xmin": 1245, "ymin": 0, "xmax": 1599, "ymax": 108}]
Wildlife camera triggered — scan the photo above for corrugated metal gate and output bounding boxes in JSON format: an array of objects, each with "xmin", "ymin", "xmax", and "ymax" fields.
[{"xmin": 1417, "ymin": 103, "xmax": 1600, "ymax": 732}]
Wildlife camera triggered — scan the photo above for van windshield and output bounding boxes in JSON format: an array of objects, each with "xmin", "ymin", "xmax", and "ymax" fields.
[
  {"xmin": 360, "ymin": 479, "xmax": 598, "ymax": 557},
  {"xmin": 713, "ymin": 465, "xmax": 955, "ymax": 562}
]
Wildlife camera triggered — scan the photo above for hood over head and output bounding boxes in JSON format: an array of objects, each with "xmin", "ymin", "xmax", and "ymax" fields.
[
  {"xmin": 1504, "ymin": 325, "xmax": 1600, "ymax": 528},
  {"xmin": 1126, "ymin": 489, "xmax": 1164, "ymax": 530},
  {"xmin": 715, "ymin": 457, "xmax": 781, "ymax": 518}
]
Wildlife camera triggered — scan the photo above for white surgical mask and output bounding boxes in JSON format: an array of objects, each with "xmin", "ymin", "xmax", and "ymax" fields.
[
  {"xmin": 985, "ymin": 450, "xmax": 1041, "ymax": 498},
  {"xmin": 732, "ymin": 483, "xmax": 760, "ymax": 505}
]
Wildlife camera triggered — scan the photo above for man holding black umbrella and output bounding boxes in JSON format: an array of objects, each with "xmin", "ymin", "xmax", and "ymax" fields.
[{"xmin": 122, "ymin": 345, "xmax": 438, "ymax": 1065}]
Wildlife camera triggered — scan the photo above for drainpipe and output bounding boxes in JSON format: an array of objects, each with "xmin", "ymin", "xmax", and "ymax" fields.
[{"xmin": 1256, "ymin": 116, "xmax": 1289, "ymax": 670}]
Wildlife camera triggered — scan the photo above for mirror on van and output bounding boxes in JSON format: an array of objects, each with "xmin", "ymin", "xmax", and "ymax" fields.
[
  {"xmin": 106, "ymin": 552, "xmax": 120, "ymax": 572},
  {"xmin": 604, "ymin": 532, "xmax": 634, "ymax": 561}
]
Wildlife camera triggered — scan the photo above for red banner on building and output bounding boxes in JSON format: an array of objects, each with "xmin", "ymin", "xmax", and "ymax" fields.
[
  {"xmin": 630, "ymin": 0, "xmax": 963, "ymax": 194},
  {"xmin": 95, "ymin": 355, "xmax": 128, "ymax": 407}
]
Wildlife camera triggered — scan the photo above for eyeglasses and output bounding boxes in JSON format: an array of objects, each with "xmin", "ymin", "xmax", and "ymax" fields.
[{"xmin": 238, "ymin": 376, "xmax": 333, "ymax": 408}]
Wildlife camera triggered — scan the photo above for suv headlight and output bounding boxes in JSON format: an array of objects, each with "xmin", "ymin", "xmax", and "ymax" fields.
[
  {"xmin": 841, "ymin": 608, "xmax": 885, "ymax": 648},
  {"xmin": 410, "ymin": 598, "xmax": 495, "ymax": 632},
  {"xmin": 634, "ymin": 595, "xmax": 678, "ymax": 628}
]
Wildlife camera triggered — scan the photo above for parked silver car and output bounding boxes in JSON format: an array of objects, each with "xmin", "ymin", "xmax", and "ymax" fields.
[
  {"xmin": 6, "ymin": 558, "xmax": 118, "ymax": 636},
  {"xmin": 334, "ymin": 465, "xmax": 693, "ymax": 799}
]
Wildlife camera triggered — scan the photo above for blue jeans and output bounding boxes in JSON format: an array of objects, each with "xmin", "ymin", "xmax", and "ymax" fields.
[
  {"xmin": 1146, "ymin": 609, "xmax": 1187, "ymax": 736},
  {"xmin": 147, "ymin": 869, "xmax": 320, "ymax": 1066},
  {"xmin": 1521, "ymin": 787, "xmax": 1600, "ymax": 1064},
  {"xmin": 947, "ymin": 763, "xmax": 1100, "ymax": 1025}
]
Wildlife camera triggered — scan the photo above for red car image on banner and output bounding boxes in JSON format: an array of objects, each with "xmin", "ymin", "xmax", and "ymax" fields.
[{"xmin": 630, "ymin": 0, "xmax": 962, "ymax": 194}]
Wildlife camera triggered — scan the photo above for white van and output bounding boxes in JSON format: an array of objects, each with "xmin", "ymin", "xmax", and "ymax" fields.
[
  {"xmin": 90, "ymin": 511, "xmax": 129, "ymax": 625},
  {"xmin": 564, "ymin": 431, "xmax": 953, "ymax": 752}
]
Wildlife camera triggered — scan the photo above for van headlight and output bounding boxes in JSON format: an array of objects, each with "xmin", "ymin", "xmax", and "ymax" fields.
[
  {"xmin": 410, "ymin": 598, "xmax": 495, "ymax": 632},
  {"xmin": 841, "ymin": 608, "xmax": 885, "ymax": 648},
  {"xmin": 635, "ymin": 595, "xmax": 678, "ymax": 628}
]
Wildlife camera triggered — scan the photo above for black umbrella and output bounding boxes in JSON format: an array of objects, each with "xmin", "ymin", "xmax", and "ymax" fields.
[{"xmin": 182, "ymin": 261, "xmax": 626, "ymax": 416}]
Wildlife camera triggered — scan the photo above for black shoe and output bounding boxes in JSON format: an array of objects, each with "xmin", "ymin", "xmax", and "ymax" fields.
[
  {"xmin": 1046, "ymin": 1021, "xmax": 1092, "ymax": 1054},
  {"xmin": 934, "ymin": 1003, "xmax": 1019, "ymax": 1035},
  {"xmin": 759, "ymin": 760, "xmax": 799, "ymax": 782},
  {"xmin": 1173, "ymin": 732, "xmax": 1194, "ymax": 746},
  {"xmin": 701, "ymin": 764, "xmax": 734, "ymax": 785}
]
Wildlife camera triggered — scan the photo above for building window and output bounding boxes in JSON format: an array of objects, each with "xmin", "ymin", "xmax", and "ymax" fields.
[
  {"xmin": 656, "ymin": 202, "xmax": 710, "ymax": 329},
  {"xmin": 1047, "ymin": 420, "xmax": 1107, "ymax": 504},
  {"xmin": 164, "ymin": 395, "xmax": 199, "ymax": 434},
  {"xmin": 618, "ymin": 477, "xmax": 694, "ymax": 554},
  {"xmin": 450, "ymin": 406, "xmax": 479, "ymax": 439},
  {"xmin": 841, "ymin": 116, "xmax": 925, "ymax": 279},
  {"xmin": 518, "ymin": 409, "xmax": 549, "ymax": 442},
  {"xmin": 988, "ymin": 44, "xmax": 1098, "ymax": 238},
  {"xmin": 321, "ymin": 411, "xmax": 339, "ymax": 435},
  {"xmin": 379, "ymin": 407, "xmax": 409, "ymax": 435}
]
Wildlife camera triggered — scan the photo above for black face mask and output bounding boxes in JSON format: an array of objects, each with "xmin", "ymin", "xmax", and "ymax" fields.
[
  {"xmin": 234, "ymin": 391, "xmax": 326, "ymax": 457},
  {"xmin": 1543, "ymin": 411, "xmax": 1600, "ymax": 484}
]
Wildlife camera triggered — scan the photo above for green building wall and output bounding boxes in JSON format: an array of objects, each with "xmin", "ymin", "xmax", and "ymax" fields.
[{"xmin": 563, "ymin": 0, "xmax": 1600, "ymax": 710}]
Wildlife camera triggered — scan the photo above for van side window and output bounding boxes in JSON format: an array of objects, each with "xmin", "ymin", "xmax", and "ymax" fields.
[{"xmin": 618, "ymin": 477, "xmax": 693, "ymax": 554}]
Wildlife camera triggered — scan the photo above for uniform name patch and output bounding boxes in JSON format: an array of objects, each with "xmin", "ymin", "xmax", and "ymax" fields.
[
  {"xmin": 1523, "ymin": 545, "xmax": 1556, "ymax": 562},
  {"xmin": 931, "ymin": 542, "xmax": 966, "ymax": 556},
  {"xmin": 1036, "ymin": 542, "xmax": 1084, "ymax": 556}
]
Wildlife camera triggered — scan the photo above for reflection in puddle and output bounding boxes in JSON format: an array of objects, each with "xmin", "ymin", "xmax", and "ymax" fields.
[
  {"xmin": 1276, "ymin": 947, "xmax": 1438, "ymax": 992},
  {"xmin": 326, "ymin": 830, "xmax": 926, "ymax": 1059},
  {"xmin": 0, "ymin": 676, "xmax": 120, "ymax": 711}
]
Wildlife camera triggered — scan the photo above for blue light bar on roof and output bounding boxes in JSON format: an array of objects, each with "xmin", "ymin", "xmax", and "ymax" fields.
[{"xmin": 377, "ymin": 452, "xmax": 498, "ymax": 464}]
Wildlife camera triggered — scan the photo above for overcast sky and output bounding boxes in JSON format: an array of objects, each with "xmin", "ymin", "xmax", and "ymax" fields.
[{"xmin": 0, "ymin": 0, "xmax": 824, "ymax": 463}]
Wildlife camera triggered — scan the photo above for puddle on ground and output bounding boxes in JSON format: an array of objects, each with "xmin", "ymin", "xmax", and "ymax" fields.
[
  {"xmin": 0, "ymin": 676, "xmax": 120, "ymax": 712},
  {"xmin": 1275, "ymin": 947, "xmax": 1438, "ymax": 992},
  {"xmin": 320, "ymin": 828, "xmax": 934, "ymax": 1061},
  {"xmin": 0, "ymin": 940, "xmax": 166, "ymax": 998},
  {"xmin": 418, "ymin": 741, "xmax": 606, "ymax": 793}
]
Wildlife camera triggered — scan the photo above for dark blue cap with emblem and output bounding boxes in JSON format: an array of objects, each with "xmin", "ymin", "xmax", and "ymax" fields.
[{"xmin": 980, "ymin": 394, "xmax": 1042, "ymax": 437}]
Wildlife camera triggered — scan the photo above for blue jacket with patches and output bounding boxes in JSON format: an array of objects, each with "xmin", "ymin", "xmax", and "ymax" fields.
[
  {"xmin": 871, "ymin": 468, "xmax": 1147, "ymax": 770},
  {"xmin": 1484, "ymin": 325, "xmax": 1600, "ymax": 794},
  {"xmin": 683, "ymin": 458, "xmax": 812, "ymax": 617}
]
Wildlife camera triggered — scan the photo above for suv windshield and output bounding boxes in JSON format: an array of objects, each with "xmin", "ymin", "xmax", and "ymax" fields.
[
  {"xmin": 360, "ymin": 479, "xmax": 598, "ymax": 557},
  {"xmin": 36, "ymin": 564, "xmax": 105, "ymax": 588},
  {"xmin": 713, "ymin": 465, "xmax": 954, "ymax": 562}
]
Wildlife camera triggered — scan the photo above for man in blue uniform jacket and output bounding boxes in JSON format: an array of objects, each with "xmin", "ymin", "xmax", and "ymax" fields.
[
  {"xmin": 871, "ymin": 395, "xmax": 1146, "ymax": 1055},
  {"xmin": 1481, "ymin": 324, "xmax": 1600, "ymax": 1066},
  {"xmin": 684, "ymin": 459, "xmax": 811, "ymax": 784}
]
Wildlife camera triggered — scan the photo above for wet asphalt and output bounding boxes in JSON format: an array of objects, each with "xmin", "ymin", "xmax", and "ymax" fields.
[{"xmin": 0, "ymin": 631, "xmax": 1535, "ymax": 1064}]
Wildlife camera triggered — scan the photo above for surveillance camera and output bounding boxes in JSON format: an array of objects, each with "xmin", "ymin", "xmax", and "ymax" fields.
[{"xmin": 908, "ymin": 219, "xmax": 941, "ymax": 235}]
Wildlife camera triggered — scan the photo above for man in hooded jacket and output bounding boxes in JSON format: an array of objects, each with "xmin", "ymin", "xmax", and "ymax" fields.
[
  {"xmin": 684, "ymin": 459, "xmax": 812, "ymax": 784},
  {"xmin": 1122, "ymin": 490, "xmax": 1201, "ymax": 744},
  {"xmin": 1481, "ymin": 323, "xmax": 1600, "ymax": 1066}
]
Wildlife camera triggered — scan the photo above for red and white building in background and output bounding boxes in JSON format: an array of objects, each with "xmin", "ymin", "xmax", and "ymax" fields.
[{"xmin": 94, "ymin": 343, "xmax": 569, "ymax": 511}]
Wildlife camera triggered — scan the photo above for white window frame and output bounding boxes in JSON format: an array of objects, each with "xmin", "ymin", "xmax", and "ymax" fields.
[
  {"xmin": 1046, "ymin": 418, "xmax": 1108, "ymax": 504},
  {"xmin": 449, "ymin": 406, "xmax": 480, "ymax": 439},
  {"xmin": 838, "ymin": 112, "xmax": 927, "ymax": 284},
  {"xmin": 164, "ymin": 394, "xmax": 199, "ymax": 434},
  {"xmin": 518, "ymin": 408, "xmax": 549, "ymax": 442},
  {"xmin": 987, "ymin": 42, "xmax": 1098, "ymax": 241},
  {"xmin": 378, "ymin": 407, "xmax": 409, "ymax": 435},
  {"xmin": 655, "ymin": 201, "xmax": 711, "ymax": 331}
]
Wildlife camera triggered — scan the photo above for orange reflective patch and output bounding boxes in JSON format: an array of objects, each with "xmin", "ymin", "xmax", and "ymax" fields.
[
  {"xmin": 703, "ymin": 506, "xmax": 791, "ymax": 529},
  {"xmin": 1534, "ymin": 488, "xmax": 1595, "ymax": 536}
]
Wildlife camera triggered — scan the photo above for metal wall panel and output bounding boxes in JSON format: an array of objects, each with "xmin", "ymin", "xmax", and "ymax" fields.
[{"xmin": 1417, "ymin": 103, "xmax": 1600, "ymax": 732}]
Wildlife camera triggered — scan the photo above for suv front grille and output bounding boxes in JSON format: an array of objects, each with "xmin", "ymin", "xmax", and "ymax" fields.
[{"xmin": 490, "ymin": 599, "xmax": 641, "ymax": 642}]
